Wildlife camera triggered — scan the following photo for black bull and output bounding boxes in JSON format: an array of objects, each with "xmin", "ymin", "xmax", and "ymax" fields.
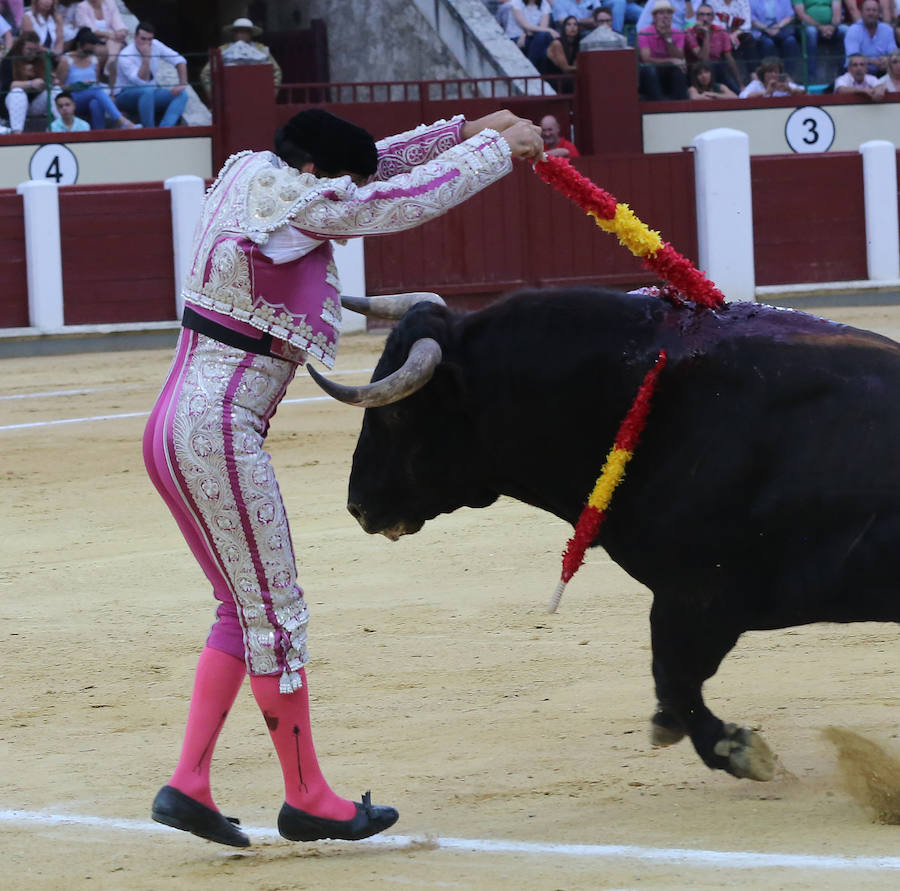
[{"xmin": 310, "ymin": 287, "xmax": 900, "ymax": 781}]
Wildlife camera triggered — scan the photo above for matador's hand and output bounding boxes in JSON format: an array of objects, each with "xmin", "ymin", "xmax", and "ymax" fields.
[{"xmin": 501, "ymin": 120, "xmax": 544, "ymax": 160}]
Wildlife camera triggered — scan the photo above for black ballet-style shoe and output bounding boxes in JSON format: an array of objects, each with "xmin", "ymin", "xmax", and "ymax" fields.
[
  {"xmin": 277, "ymin": 790, "xmax": 399, "ymax": 842},
  {"xmin": 151, "ymin": 785, "xmax": 250, "ymax": 847}
]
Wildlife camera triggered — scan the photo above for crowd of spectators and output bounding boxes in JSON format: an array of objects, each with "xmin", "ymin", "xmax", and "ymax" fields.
[
  {"xmin": 0, "ymin": 3, "xmax": 258, "ymax": 133},
  {"xmin": 2, "ymin": 1, "xmax": 898, "ymax": 135},
  {"xmin": 489, "ymin": 0, "xmax": 900, "ymax": 99}
]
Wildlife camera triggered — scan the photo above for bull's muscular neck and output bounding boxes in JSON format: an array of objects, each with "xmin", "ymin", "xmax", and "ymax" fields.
[
  {"xmin": 453, "ymin": 289, "xmax": 875, "ymax": 529},
  {"xmin": 452, "ymin": 290, "xmax": 671, "ymax": 526}
]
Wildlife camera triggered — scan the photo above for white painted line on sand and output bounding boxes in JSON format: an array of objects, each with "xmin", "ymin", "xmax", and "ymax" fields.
[
  {"xmin": 1, "ymin": 808, "xmax": 898, "ymax": 871},
  {"xmin": 0, "ymin": 395, "xmax": 351, "ymax": 432},
  {"xmin": 0, "ymin": 386, "xmax": 132, "ymax": 401},
  {"xmin": 0, "ymin": 367, "xmax": 374, "ymax": 431},
  {"xmin": 0, "ymin": 411, "xmax": 151, "ymax": 431}
]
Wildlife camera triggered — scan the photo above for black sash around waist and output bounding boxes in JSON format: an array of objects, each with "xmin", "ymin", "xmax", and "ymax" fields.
[{"xmin": 182, "ymin": 306, "xmax": 275, "ymax": 357}]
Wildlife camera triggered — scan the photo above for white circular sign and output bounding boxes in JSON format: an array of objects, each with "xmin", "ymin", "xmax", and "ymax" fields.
[
  {"xmin": 784, "ymin": 106, "xmax": 835, "ymax": 154},
  {"xmin": 29, "ymin": 143, "xmax": 79, "ymax": 185}
]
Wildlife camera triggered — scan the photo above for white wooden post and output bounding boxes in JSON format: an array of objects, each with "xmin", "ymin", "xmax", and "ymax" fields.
[
  {"xmin": 16, "ymin": 179, "xmax": 64, "ymax": 330},
  {"xmin": 164, "ymin": 174, "xmax": 205, "ymax": 319},
  {"xmin": 691, "ymin": 128, "xmax": 755, "ymax": 302},
  {"xmin": 859, "ymin": 140, "xmax": 900, "ymax": 282},
  {"xmin": 332, "ymin": 237, "xmax": 367, "ymax": 334}
]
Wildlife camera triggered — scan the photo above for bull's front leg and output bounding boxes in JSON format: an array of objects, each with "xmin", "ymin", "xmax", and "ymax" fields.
[{"xmin": 648, "ymin": 599, "xmax": 776, "ymax": 781}]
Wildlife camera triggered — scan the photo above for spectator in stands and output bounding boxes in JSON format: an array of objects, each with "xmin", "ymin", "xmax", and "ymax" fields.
[
  {"xmin": 506, "ymin": 0, "xmax": 559, "ymax": 71},
  {"xmin": 893, "ymin": 16, "xmax": 900, "ymax": 48},
  {"xmin": 561, "ymin": 0, "xmax": 644, "ymax": 37},
  {"xmin": 636, "ymin": 0, "xmax": 693, "ymax": 34},
  {"xmin": 200, "ymin": 17, "xmax": 282, "ymax": 102},
  {"xmin": 113, "ymin": 21, "xmax": 188, "ymax": 128},
  {"xmin": 505, "ymin": 0, "xmax": 559, "ymax": 70},
  {"xmin": 843, "ymin": 0, "xmax": 897, "ymax": 74},
  {"xmin": 55, "ymin": 26, "xmax": 138, "ymax": 129},
  {"xmin": 74, "ymin": 0, "xmax": 128, "ymax": 83},
  {"xmin": 1, "ymin": 29, "xmax": 61, "ymax": 133},
  {"xmin": 541, "ymin": 112, "xmax": 581, "ymax": 155},
  {"xmin": 638, "ymin": 0, "xmax": 690, "ymax": 99},
  {"xmin": 688, "ymin": 58, "xmax": 739, "ymax": 93},
  {"xmin": 0, "ymin": 15, "xmax": 12, "ymax": 54},
  {"xmin": 835, "ymin": 49, "xmax": 887, "ymax": 91},
  {"xmin": 49, "ymin": 88, "xmax": 87, "ymax": 129},
  {"xmin": 0, "ymin": 0, "xmax": 24, "ymax": 32},
  {"xmin": 847, "ymin": 0, "xmax": 893, "ymax": 22},
  {"xmin": 707, "ymin": 0, "xmax": 755, "ymax": 70},
  {"xmin": 581, "ymin": 5, "xmax": 631, "ymax": 43},
  {"xmin": 875, "ymin": 45, "xmax": 900, "ymax": 86},
  {"xmin": 739, "ymin": 54, "xmax": 806, "ymax": 92},
  {"xmin": 22, "ymin": 0, "xmax": 65, "ymax": 54},
  {"xmin": 551, "ymin": 0, "xmax": 601, "ymax": 28},
  {"xmin": 792, "ymin": 0, "xmax": 845, "ymax": 82},
  {"xmin": 546, "ymin": 13, "xmax": 582, "ymax": 82},
  {"xmin": 57, "ymin": 1, "xmax": 81, "ymax": 43},
  {"xmin": 749, "ymin": 0, "xmax": 801, "ymax": 76},
  {"xmin": 685, "ymin": 4, "xmax": 744, "ymax": 90}
]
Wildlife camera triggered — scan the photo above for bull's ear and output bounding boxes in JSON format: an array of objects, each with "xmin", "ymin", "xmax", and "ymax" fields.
[{"xmin": 427, "ymin": 358, "xmax": 467, "ymax": 406}]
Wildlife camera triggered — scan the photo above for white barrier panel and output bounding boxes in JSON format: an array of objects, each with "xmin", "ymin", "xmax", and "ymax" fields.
[
  {"xmin": 859, "ymin": 140, "xmax": 900, "ymax": 282},
  {"xmin": 16, "ymin": 179, "xmax": 64, "ymax": 330},
  {"xmin": 692, "ymin": 128, "xmax": 755, "ymax": 303},
  {"xmin": 332, "ymin": 237, "xmax": 367, "ymax": 334},
  {"xmin": 164, "ymin": 175, "xmax": 206, "ymax": 319}
]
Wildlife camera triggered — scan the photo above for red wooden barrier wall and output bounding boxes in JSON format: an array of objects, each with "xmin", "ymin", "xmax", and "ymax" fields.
[
  {"xmin": 0, "ymin": 189, "xmax": 28, "ymax": 327},
  {"xmin": 363, "ymin": 152, "xmax": 697, "ymax": 299},
  {"xmin": 1, "ymin": 150, "xmax": 895, "ymax": 330},
  {"xmin": 58, "ymin": 182, "xmax": 175, "ymax": 325},
  {"xmin": 750, "ymin": 153, "xmax": 868, "ymax": 286}
]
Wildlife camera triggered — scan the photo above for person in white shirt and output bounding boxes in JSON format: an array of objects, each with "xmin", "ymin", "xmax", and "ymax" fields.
[
  {"xmin": 876, "ymin": 47, "xmax": 900, "ymax": 90},
  {"xmin": 113, "ymin": 20, "xmax": 188, "ymax": 127},
  {"xmin": 835, "ymin": 51, "xmax": 886, "ymax": 97},
  {"xmin": 738, "ymin": 55, "xmax": 806, "ymax": 94}
]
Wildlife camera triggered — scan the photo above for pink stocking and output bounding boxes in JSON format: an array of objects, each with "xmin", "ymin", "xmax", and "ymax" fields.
[
  {"xmin": 250, "ymin": 669, "xmax": 356, "ymax": 820},
  {"xmin": 168, "ymin": 646, "xmax": 246, "ymax": 810}
]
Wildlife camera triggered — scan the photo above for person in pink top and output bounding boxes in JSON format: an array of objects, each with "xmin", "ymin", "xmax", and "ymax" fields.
[
  {"xmin": 143, "ymin": 107, "xmax": 543, "ymax": 848},
  {"xmin": 685, "ymin": 4, "xmax": 744, "ymax": 91},
  {"xmin": 638, "ymin": 0, "xmax": 689, "ymax": 99}
]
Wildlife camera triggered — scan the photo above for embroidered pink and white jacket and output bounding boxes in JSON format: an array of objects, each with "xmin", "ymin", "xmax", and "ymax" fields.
[{"xmin": 182, "ymin": 116, "xmax": 513, "ymax": 368}]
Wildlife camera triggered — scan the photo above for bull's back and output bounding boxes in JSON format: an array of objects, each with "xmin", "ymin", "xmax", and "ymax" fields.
[{"xmin": 603, "ymin": 313, "xmax": 900, "ymax": 626}]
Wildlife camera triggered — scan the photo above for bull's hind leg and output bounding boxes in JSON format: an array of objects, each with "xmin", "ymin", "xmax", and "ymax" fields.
[{"xmin": 649, "ymin": 600, "xmax": 776, "ymax": 781}]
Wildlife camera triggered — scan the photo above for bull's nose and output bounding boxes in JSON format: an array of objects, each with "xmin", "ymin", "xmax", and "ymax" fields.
[{"xmin": 347, "ymin": 501, "xmax": 365, "ymax": 526}]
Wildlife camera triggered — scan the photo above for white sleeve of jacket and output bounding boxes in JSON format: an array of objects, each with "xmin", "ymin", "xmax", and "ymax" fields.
[{"xmin": 289, "ymin": 129, "xmax": 513, "ymax": 240}]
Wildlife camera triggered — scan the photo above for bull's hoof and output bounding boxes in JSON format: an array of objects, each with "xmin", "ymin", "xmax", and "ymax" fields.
[
  {"xmin": 650, "ymin": 709, "xmax": 686, "ymax": 747},
  {"xmin": 713, "ymin": 723, "xmax": 776, "ymax": 781}
]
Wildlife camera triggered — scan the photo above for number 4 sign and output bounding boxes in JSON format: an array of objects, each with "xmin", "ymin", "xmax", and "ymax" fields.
[
  {"xmin": 29, "ymin": 143, "xmax": 79, "ymax": 185},
  {"xmin": 784, "ymin": 106, "xmax": 836, "ymax": 154}
]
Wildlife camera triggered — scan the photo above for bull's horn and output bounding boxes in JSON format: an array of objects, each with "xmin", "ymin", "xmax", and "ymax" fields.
[
  {"xmin": 341, "ymin": 292, "xmax": 446, "ymax": 320},
  {"xmin": 307, "ymin": 337, "xmax": 443, "ymax": 407}
]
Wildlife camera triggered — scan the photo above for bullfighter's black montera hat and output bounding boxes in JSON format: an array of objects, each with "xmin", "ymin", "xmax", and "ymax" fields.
[{"xmin": 274, "ymin": 108, "xmax": 377, "ymax": 177}]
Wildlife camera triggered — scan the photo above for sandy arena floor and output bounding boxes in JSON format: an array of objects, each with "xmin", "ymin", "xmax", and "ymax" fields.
[{"xmin": 1, "ymin": 303, "xmax": 898, "ymax": 890}]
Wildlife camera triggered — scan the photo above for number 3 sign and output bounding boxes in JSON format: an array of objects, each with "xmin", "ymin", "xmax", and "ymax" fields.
[
  {"xmin": 784, "ymin": 106, "xmax": 836, "ymax": 154},
  {"xmin": 29, "ymin": 143, "xmax": 79, "ymax": 185}
]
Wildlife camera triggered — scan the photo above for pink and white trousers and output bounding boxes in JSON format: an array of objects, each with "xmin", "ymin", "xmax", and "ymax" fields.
[{"xmin": 143, "ymin": 329, "xmax": 310, "ymax": 693}]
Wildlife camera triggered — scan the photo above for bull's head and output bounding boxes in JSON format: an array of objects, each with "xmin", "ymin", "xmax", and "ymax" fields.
[{"xmin": 307, "ymin": 294, "xmax": 498, "ymax": 539}]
